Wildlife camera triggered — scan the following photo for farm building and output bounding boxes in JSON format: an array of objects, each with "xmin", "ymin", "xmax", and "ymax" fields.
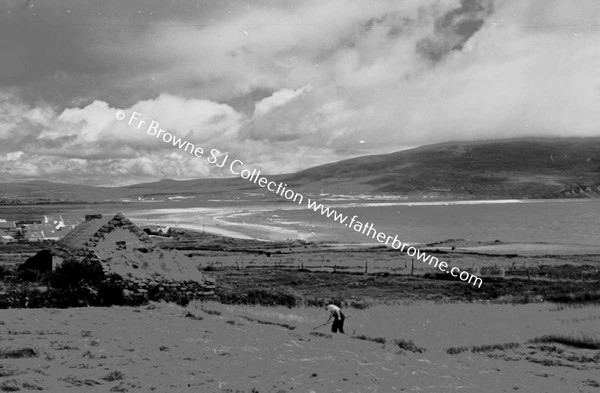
[{"xmin": 55, "ymin": 213, "xmax": 216, "ymax": 297}]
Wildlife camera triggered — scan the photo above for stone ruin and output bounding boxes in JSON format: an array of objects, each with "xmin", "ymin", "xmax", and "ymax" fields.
[{"xmin": 56, "ymin": 213, "xmax": 216, "ymax": 302}]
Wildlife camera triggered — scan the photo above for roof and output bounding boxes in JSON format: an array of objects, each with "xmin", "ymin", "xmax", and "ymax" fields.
[{"xmin": 58, "ymin": 215, "xmax": 112, "ymax": 252}]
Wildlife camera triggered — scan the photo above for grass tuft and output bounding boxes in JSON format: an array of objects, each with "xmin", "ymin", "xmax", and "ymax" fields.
[
  {"xmin": 183, "ymin": 311, "xmax": 204, "ymax": 320},
  {"xmin": 447, "ymin": 342, "xmax": 519, "ymax": 355},
  {"xmin": 529, "ymin": 334, "xmax": 600, "ymax": 350},
  {"xmin": 202, "ymin": 309, "xmax": 222, "ymax": 316},
  {"xmin": 470, "ymin": 342, "xmax": 520, "ymax": 353},
  {"xmin": 352, "ymin": 334, "xmax": 386, "ymax": 344},
  {"xmin": 102, "ymin": 371, "xmax": 125, "ymax": 382},
  {"xmin": 0, "ymin": 347, "xmax": 39, "ymax": 359},
  {"xmin": 446, "ymin": 346, "xmax": 469, "ymax": 355},
  {"xmin": 393, "ymin": 339, "xmax": 426, "ymax": 353},
  {"xmin": 239, "ymin": 316, "xmax": 296, "ymax": 330},
  {"xmin": 0, "ymin": 378, "xmax": 44, "ymax": 391},
  {"xmin": 310, "ymin": 332, "xmax": 332, "ymax": 339}
]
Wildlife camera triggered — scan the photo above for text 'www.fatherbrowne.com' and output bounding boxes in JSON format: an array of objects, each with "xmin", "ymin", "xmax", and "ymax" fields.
[{"xmin": 117, "ymin": 109, "xmax": 483, "ymax": 288}]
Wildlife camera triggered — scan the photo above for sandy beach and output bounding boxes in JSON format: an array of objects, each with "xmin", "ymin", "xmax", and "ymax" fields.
[{"xmin": 127, "ymin": 206, "xmax": 315, "ymax": 242}]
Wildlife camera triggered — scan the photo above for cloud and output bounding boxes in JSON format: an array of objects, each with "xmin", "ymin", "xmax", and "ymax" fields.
[
  {"xmin": 4, "ymin": 151, "xmax": 24, "ymax": 161},
  {"xmin": 31, "ymin": 94, "xmax": 243, "ymax": 159},
  {"xmin": 0, "ymin": 90, "xmax": 336, "ymax": 184},
  {"xmin": 254, "ymin": 86, "xmax": 311, "ymax": 116},
  {"xmin": 416, "ymin": 0, "xmax": 494, "ymax": 63},
  {"xmin": 1, "ymin": 0, "xmax": 600, "ymax": 185}
]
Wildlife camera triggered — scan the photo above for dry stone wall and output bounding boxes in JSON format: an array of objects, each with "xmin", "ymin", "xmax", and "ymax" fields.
[{"xmin": 79, "ymin": 213, "xmax": 216, "ymax": 302}]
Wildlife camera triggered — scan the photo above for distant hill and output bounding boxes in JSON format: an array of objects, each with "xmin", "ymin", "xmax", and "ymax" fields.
[
  {"xmin": 1, "ymin": 138, "xmax": 599, "ymax": 202},
  {"xmin": 284, "ymin": 137, "xmax": 600, "ymax": 199},
  {"xmin": 0, "ymin": 181, "xmax": 122, "ymax": 201}
]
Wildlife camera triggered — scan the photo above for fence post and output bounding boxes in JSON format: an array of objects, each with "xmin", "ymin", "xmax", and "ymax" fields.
[
  {"xmin": 411, "ymin": 259, "xmax": 414, "ymax": 276},
  {"xmin": 364, "ymin": 261, "xmax": 368, "ymax": 274}
]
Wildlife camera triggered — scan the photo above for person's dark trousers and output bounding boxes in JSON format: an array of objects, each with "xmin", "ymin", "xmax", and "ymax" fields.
[{"xmin": 331, "ymin": 317, "xmax": 345, "ymax": 334}]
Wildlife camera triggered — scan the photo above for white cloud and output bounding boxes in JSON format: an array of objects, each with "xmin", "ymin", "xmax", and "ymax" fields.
[
  {"xmin": 3, "ymin": 1, "xmax": 600, "ymax": 184},
  {"xmin": 4, "ymin": 151, "xmax": 24, "ymax": 161},
  {"xmin": 254, "ymin": 86, "xmax": 311, "ymax": 116}
]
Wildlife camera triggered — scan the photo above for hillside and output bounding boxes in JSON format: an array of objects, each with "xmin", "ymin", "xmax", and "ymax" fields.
[
  {"xmin": 1, "ymin": 138, "xmax": 599, "ymax": 201},
  {"xmin": 285, "ymin": 137, "xmax": 600, "ymax": 199}
]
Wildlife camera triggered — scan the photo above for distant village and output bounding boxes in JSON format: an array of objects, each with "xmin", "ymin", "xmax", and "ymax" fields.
[
  {"xmin": 0, "ymin": 216, "xmax": 83, "ymax": 244},
  {"xmin": 0, "ymin": 215, "xmax": 170, "ymax": 245}
]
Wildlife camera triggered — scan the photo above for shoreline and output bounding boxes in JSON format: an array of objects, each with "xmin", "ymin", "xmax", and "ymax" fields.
[{"xmin": 128, "ymin": 206, "xmax": 315, "ymax": 242}]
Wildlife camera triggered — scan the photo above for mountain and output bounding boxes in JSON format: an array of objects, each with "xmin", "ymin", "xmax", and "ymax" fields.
[
  {"xmin": 1, "ymin": 138, "xmax": 599, "ymax": 202},
  {"xmin": 0, "ymin": 181, "xmax": 122, "ymax": 201},
  {"xmin": 285, "ymin": 137, "xmax": 600, "ymax": 199}
]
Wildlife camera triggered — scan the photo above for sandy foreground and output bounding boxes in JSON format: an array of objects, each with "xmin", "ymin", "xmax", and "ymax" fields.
[{"xmin": 1, "ymin": 302, "xmax": 598, "ymax": 393}]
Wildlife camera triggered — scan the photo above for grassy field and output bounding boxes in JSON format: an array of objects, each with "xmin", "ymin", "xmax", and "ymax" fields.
[
  {"xmin": 0, "ymin": 301, "xmax": 598, "ymax": 392},
  {"xmin": 2, "ymin": 229, "xmax": 600, "ymax": 392}
]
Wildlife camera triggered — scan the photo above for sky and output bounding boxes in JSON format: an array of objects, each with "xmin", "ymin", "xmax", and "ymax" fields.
[{"xmin": 1, "ymin": 0, "xmax": 600, "ymax": 185}]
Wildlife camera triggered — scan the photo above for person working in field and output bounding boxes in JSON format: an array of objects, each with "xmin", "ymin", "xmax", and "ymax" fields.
[{"xmin": 325, "ymin": 304, "xmax": 345, "ymax": 334}]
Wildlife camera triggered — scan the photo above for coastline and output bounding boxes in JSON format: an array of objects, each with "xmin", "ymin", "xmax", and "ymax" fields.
[
  {"xmin": 123, "ymin": 198, "xmax": 600, "ymax": 245},
  {"xmin": 127, "ymin": 206, "xmax": 314, "ymax": 242}
]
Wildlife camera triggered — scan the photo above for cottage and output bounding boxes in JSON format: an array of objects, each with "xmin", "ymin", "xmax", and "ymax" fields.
[{"xmin": 57, "ymin": 213, "xmax": 216, "ymax": 295}]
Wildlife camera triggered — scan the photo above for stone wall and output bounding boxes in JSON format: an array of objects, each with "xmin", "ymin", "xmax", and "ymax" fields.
[
  {"xmin": 82, "ymin": 213, "xmax": 152, "ymax": 254},
  {"xmin": 121, "ymin": 277, "xmax": 217, "ymax": 303},
  {"xmin": 79, "ymin": 213, "xmax": 217, "ymax": 302}
]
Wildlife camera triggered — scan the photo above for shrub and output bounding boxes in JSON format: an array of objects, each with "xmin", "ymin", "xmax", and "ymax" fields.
[
  {"xmin": 17, "ymin": 268, "xmax": 47, "ymax": 283},
  {"xmin": 98, "ymin": 274, "xmax": 125, "ymax": 306},
  {"xmin": 46, "ymin": 259, "xmax": 106, "ymax": 307},
  {"xmin": 0, "ymin": 286, "xmax": 52, "ymax": 309},
  {"xmin": 49, "ymin": 259, "xmax": 105, "ymax": 290},
  {"xmin": 202, "ymin": 264, "xmax": 218, "ymax": 272},
  {"xmin": 0, "ymin": 265, "xmax": 12, "ymax": 279}
]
